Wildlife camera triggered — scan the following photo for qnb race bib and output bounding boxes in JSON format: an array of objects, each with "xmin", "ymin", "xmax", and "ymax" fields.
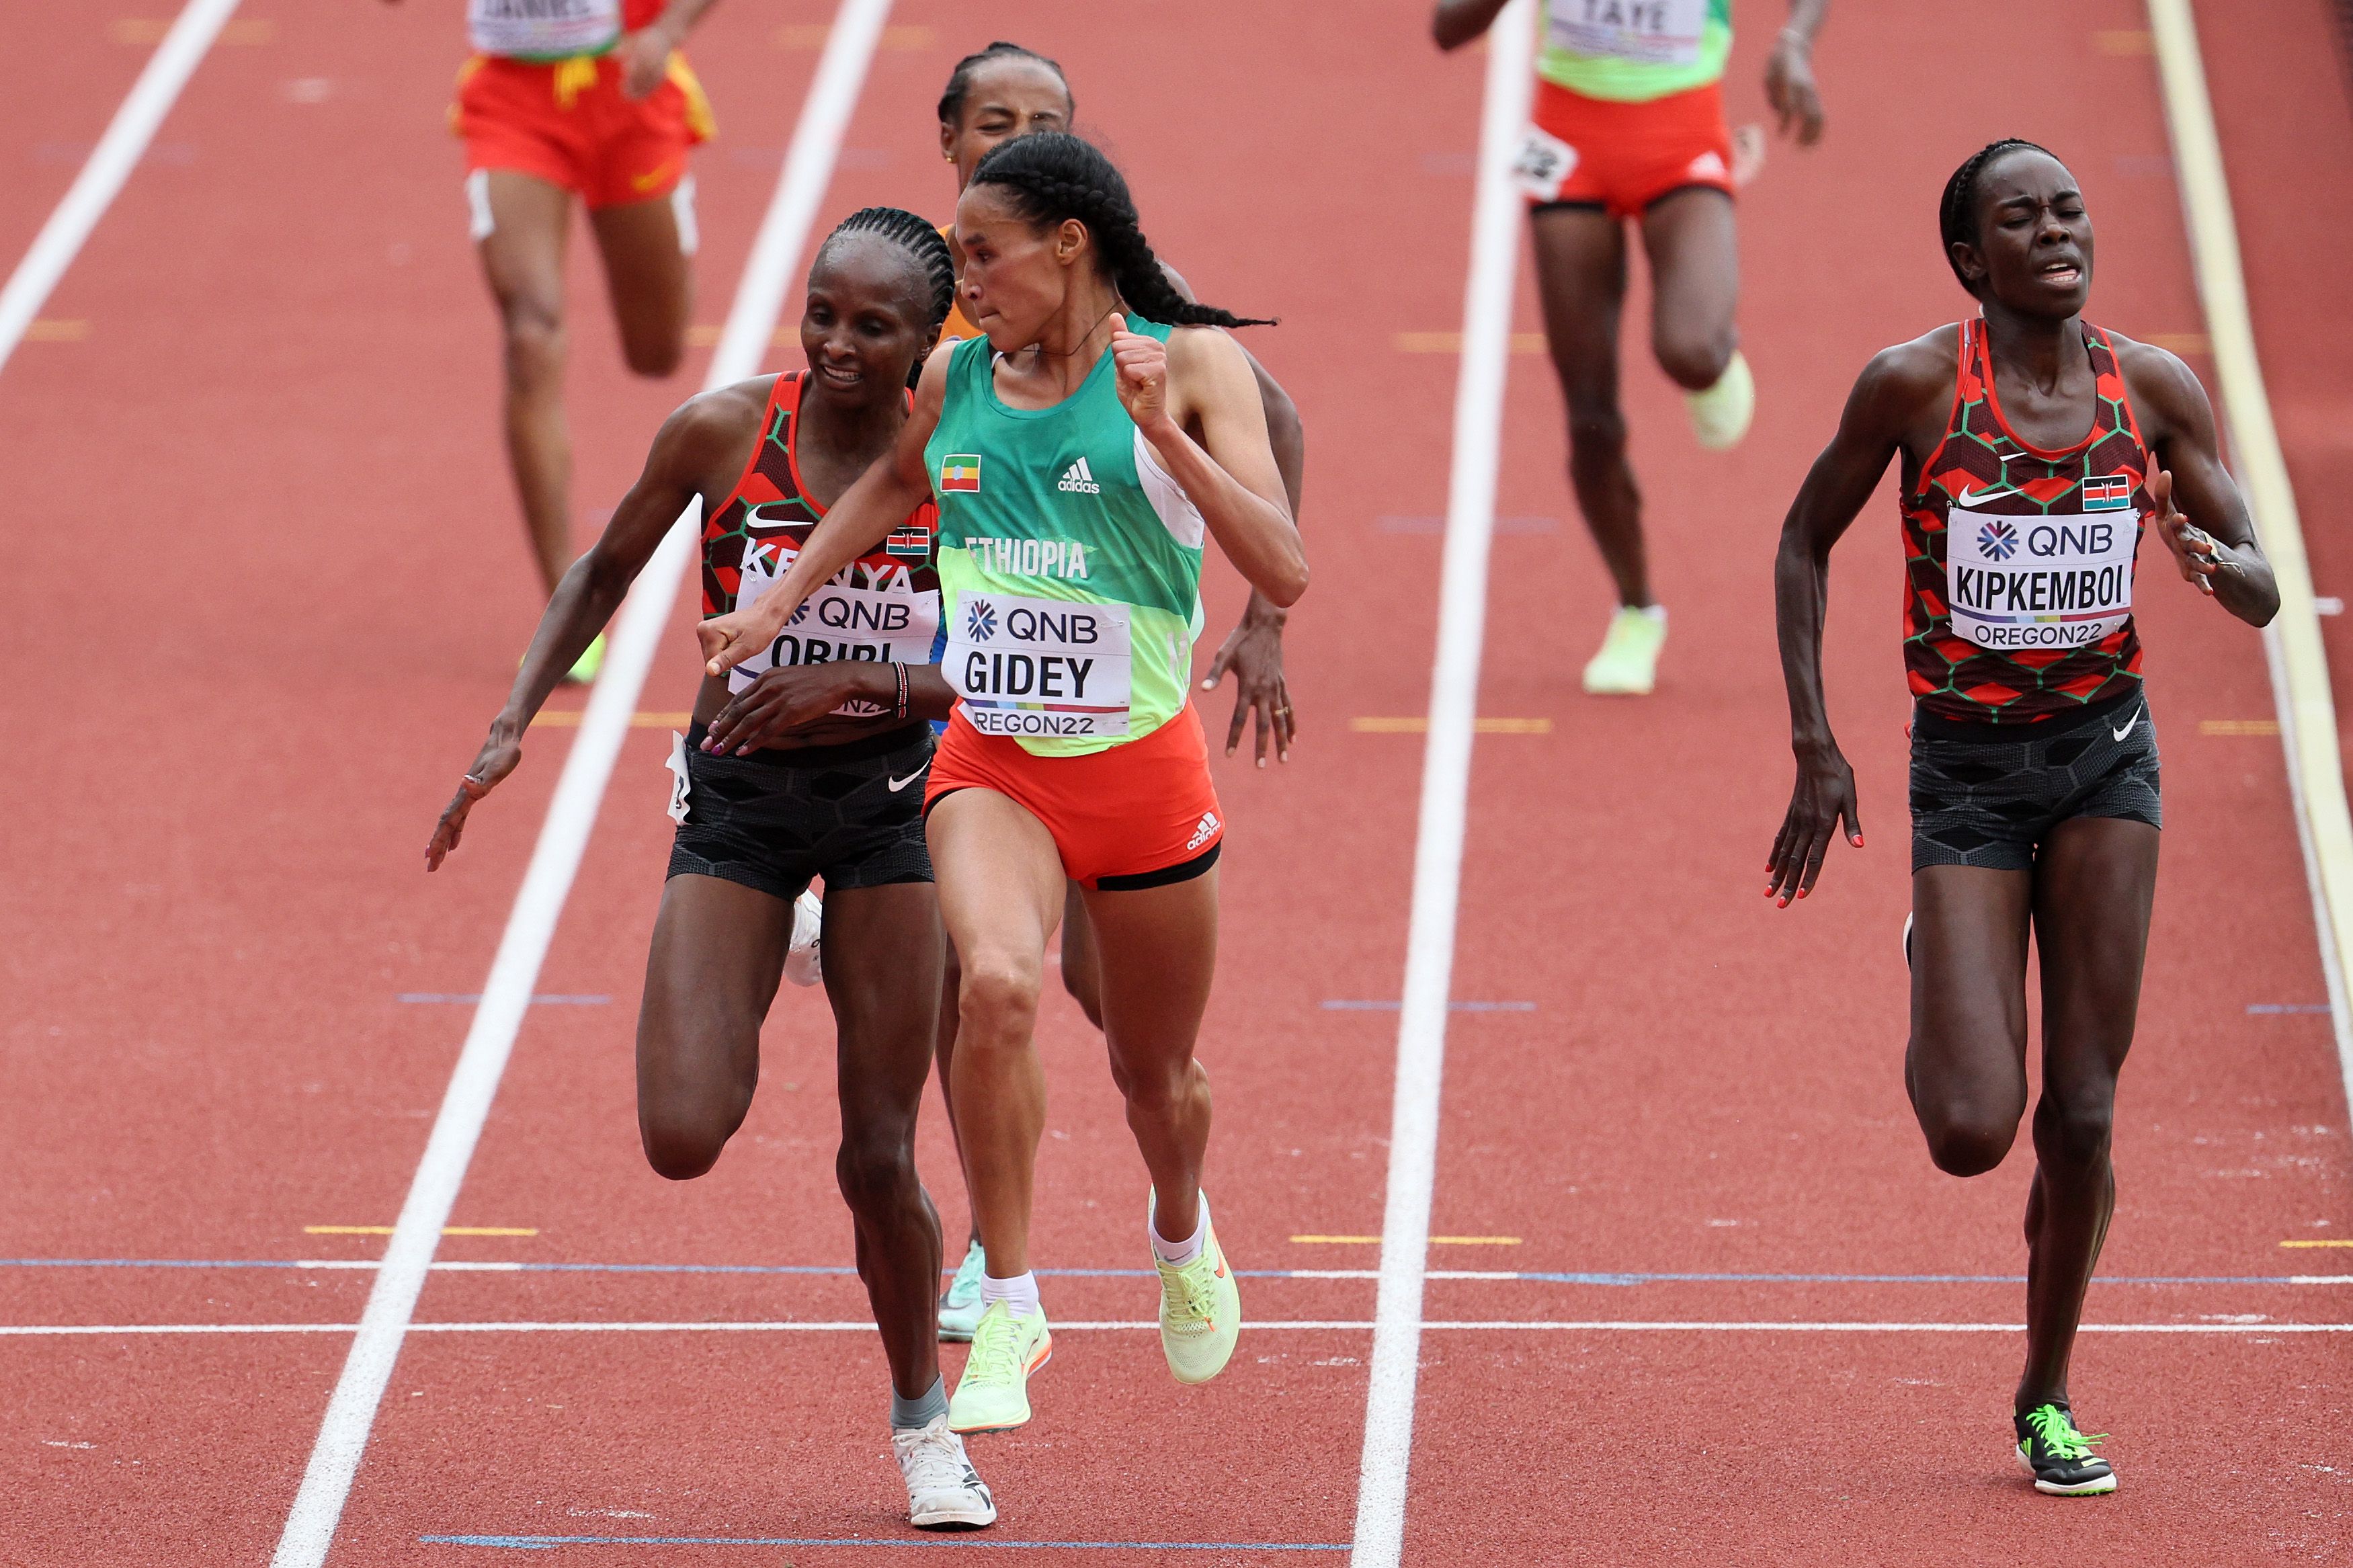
[
  {"xmin": 468, "ymin": 0, "xmax": 622, "ymax": 59},
  {"xmin": 729, "ymin": 548, "xmax": 942, "ymax": 714},
  {"xmin": 1546, "ymin": 0, "xmax": 1706, "ymax": 66},
  {"xmin": 945, "ymin": 593, "xmax": 1131, "ymax": 739},
  {"xmin": 1946, "ymin": 501, "xmax": 2138, "ymax": 651}
]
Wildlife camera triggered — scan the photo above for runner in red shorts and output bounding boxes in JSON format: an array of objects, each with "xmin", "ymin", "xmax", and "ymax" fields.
[
  {"xmin": 382, "ymin": 1, "xmax": 720, "ymax": 677},
  {"xmin": 1434, "ymin": 0, "xmax": 1827, "ymax": 696}
]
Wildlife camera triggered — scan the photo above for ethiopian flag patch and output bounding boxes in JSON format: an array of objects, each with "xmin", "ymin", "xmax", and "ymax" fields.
[{"xmin": 940, "ymin": 454, "xmax": 981, "ymax": 493}]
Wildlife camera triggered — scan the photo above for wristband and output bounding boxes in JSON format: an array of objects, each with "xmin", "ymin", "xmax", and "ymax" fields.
[{"xmin": 893, "ymin": 663, "xmax": 910, "ymax": 721}]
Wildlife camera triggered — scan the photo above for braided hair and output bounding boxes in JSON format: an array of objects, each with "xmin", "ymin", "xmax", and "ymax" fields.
[
  {"xmin": 937, "ymin": 41, "xmax": 1071, "ymax": 126},
  {"xmin": 814, "ymin": 207, "xmax": 957, "ymax": 384},
  {"xmin": 968, "ymin": 132, "xmax": 1274, "ymax": 329},
  {"xmin": 1938, "ymin": 138, "xmax": 2055, "ymax": 295}
]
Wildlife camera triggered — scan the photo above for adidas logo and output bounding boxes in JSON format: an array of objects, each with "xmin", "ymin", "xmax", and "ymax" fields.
[
  {"xmin": 1185, "ymin": 811, "xmax": 1220, "ymax": 851},
  {"xmin": 1056, "ymin": 456, "xmax": 1102, "ymax": 495}
]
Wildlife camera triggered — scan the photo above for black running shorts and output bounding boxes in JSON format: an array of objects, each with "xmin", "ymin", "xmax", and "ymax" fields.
[
  {"xmin": 1909, "ymin": 692, "xmax": 2161, "ymax": 873},
  {"xmin": 666, "ymin": 723, "xmax": 934, "ymax": 900}
]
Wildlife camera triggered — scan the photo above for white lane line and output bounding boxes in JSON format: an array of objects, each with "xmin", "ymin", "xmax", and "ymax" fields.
[
  {"xmin": 2147, "ymin": 0, "xmax": 2353, "ymax": 1112},
  {"xmin": 1348, "ymin": 7, "xmax": 1534, "ymax": 1568},
  {"xmin": 13, "ymin": 1319, "xmax": 2352, "ymax": 1337},
  {"xmin": 266, "ymin": 3, "xmax": 897, "ymax": 1564},
  {"xmin": 0, "ymin": 0, "xmax": 241, "ymax": 378}
]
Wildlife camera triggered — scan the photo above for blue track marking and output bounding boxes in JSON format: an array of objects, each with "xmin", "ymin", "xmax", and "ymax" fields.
[
  {"xmin": 418, "ymin": 1536, "xmax": 1350, "ymax": 1552},
  {"xmin": 1, "ymin": 1257, "xmax": 2342, "ymax": 1287}
]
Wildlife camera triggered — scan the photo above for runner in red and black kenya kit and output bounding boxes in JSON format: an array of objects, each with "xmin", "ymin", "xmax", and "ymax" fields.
[
  {"xmin": 1766, "ymin": 142, "xmax": 2277, "ymax": 1495},
  {"xmin": 424, "ymin": 209, "xmax": 997, "ymax": 1531}
]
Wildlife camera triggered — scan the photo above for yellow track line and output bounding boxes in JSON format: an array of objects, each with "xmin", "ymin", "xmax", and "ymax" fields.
[{"xmin": 2147, "ymin": 0, "xmax": 2353, "ymax": 1107}]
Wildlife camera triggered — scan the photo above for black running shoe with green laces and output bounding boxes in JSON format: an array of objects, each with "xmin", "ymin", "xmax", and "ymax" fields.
[{"xmin": 2015, "ymin": 1403, "xmax": 2115, "ymax": 1495}]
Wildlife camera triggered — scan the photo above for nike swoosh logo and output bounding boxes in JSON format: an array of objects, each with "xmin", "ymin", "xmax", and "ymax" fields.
[
  {"xmin": 887, "ymin": 771, "xmax": 923, "ymax": 792},
  {"xmin": 2110, "ymin": 708, "xmax": 2142, "ymax": 743}
]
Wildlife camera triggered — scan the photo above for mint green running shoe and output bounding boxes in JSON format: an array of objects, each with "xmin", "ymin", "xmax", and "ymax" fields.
[
  {"xmin": 1684, "ymin": 348, "xmax": 1754, "ymax": 451},
  {"xmin": 1151, "ymin": 1192, "xmax": 1240, "ymax": 1385},
  {"xmin": 947, "ymin": 1301, "xmax": 1050, "ymax": 1434},
  {"xmin": 1581, "ymin": 605, "xmax": 1667, "ymax": 696},
  {"xmin": 938, "ymin": 1239, "xmax": 987, "ymax": 1343},
  {"xmin": 563, "ymin": 633, "xmax": 606, "ymax": 685}
]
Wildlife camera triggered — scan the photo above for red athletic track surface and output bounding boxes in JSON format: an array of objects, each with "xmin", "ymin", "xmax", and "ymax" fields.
[{"xmin": 1, "ymin": 3, "xmax": 2347, "ymax": 1565}]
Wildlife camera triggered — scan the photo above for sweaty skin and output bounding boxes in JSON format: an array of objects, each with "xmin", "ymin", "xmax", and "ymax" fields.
[{"xmin": 1766, "ymin": 147, "xmax": 2276, "ymax": 1420}]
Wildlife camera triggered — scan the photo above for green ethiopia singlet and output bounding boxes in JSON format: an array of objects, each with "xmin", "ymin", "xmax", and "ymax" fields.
[
  {"xmin": 925, "ymin": 319, "xmax": 1207, "ymax": 758},
  {"xmin": 1537, "ymin": 0, "xmax": 1733, "ymax": 102}
]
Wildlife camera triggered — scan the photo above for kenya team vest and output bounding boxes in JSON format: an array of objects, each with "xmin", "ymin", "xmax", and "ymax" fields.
[
  {"xmin": 1902, "ymin": 318, "xmax": 2150, "ymax": 725},
  {"xmin": 700, "ymin": 373, "xmax": 943, "ymax": 719},
  {"xmin": 924, "ymin": 321, "xmax": 1208, "ymax": 757}
]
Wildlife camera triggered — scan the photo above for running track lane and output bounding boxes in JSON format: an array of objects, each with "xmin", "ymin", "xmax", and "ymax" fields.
[
  {"xmin": 0, "ymin": 3, "xmax": 832, "ymax": 1560},
  {"xmin": 6, "ymin": 5, "xmax": 2347, "ymax": 1567},
  {"xmin": 1403, "ymin": 1, "xmax": 2352, "ymax": 1561}
]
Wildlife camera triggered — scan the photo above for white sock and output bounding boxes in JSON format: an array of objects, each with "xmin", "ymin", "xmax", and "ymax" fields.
[
  {"xmin": 979, "ymin": 1269, "xmax": 1040, "ymax": 1318},
  {"xmin": 1151, "ymin": 1192, "xmax": 1208, "ymax": 1267}
]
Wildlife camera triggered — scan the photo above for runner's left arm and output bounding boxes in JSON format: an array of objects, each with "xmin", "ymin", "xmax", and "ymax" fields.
[
  {"xmin": 2124, "ymin": 343, "xmax": 2280, "ymax": 628},
  {"xmin": 1430, "ymin": 0, "xmax": 1513, "ymax": 50},
  {"xmin": 1116, "ymin": 318, "xmax": 1308, "ymax": 607},
  {"xmin": 620, "ymin": 0, "xmax": 720, "ymax": 99},
  {"xmin": 1159, "ymin": 261, "xmax": 1307, "ymax": 764}
]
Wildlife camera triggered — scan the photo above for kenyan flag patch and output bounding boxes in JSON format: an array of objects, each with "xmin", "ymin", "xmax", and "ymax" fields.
[
  {"xmin": 886, "ymin": 525, "xmax": 932, "ymax": 560},
  {"xmin": 2081, "ymin": 474, "xmax": 2133, "ymax": 511},
  {"xmin": 940, "ymin": 454, "xmax": 981, "ymax": 493}
]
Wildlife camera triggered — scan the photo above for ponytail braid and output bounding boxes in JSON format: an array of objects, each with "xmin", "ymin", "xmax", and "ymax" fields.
[
  {"xmin": 1939, "ymin": 138, "xmax": 2054, "ymax": 296},
  {"xmin": 814, "ymin": 206, "xmax": 957, "ymax": 384},
  {"xmin": 970, "ymin": 132, "xmax": 1275, "ymax": 330}
]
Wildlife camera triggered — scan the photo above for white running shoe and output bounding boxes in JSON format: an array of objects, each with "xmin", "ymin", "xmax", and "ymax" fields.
[
  {"xmin": 892, "ymin": 1415, "xmax": 996, "ymax": 1529},
  {"xmin": 1684, "ymin": 349, "xmax": 1755, "ymax": 451},
  {"xmin": 784, "ymin": 889, "xmax": 823, "ymax": 987}
]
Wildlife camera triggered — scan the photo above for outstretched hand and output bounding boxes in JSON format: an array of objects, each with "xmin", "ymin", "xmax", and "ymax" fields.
[
  {"xmin": 426, "ymin": 722, "xmax": 525, "ymax": 871},
  {"xmin": 1766, "ymin": 745, "xmax": 1862, "ymax": 906},
  {"xmin": 1201, "ymin": 604, "xmax": 1294, "ymax": 766}
]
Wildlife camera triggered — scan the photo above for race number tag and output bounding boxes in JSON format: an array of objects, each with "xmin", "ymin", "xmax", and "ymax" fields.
[
  {"xmin": 944, "ymin": 592, "xmax": 1131, "ymax": 739},
  {"xmin": 729, "ymin": 547, "xmax": 942, "ymax": 713},
  {"xmin": 665, "ymin": 730, "xmax": 692, "ymax": 824},
  {"xmin": 468, "ymin": 0, "xmax": 622, "ymax": 58},
  {"xmin": 1546, "ymin": 0, "xmax": 1707, "ymax": 67},
  {"xmin": 1512, "ymin": 124, "xmax": 1580, "ymax": 203},
  {"xmin": 1946, "ymin": 501, "xmax": 2138, "ymax": 651}
]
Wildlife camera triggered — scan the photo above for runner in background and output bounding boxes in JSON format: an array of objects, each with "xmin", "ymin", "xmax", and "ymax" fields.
[
  {"xmin": 698, "ymin": 131, "xmax": 1307, "ymax": 1434},
  {"xmin": 923, "ymin": 40, "xmax": 1313, "ymax": 1339},
  {"xmin": 426, "ymin": 210, "xmax": 997, "ymax": 1530},
  {"xmin": 1766, "ymin": 140, "xmax": 2278, "ymax": 1495},
  {"xmin": 383, "ymin": 0, "xmax": 721, "ymax": 681},
  {"xmin": 1434, "ymin": 0, "xmax": 1828, "ymax": 696}
]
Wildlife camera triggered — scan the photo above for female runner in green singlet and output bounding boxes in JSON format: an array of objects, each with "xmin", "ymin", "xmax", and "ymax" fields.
[
  {"xmin": 425, "ymin": 210, "xmax": 997, "ymax": 1530},
  {"xmin": 1768, "ymin": 142, "xmax": 2277, "ymax": 1495},
  {"xmin": 699, "ymin": 132, "xmax": 1306, "ymax": 1435}
]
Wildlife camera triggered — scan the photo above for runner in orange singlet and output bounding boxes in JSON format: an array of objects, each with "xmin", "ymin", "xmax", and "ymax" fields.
[
  {"xmin": 382, "ymin": 0, "xmax": 720, "ymax": 677},
  {"xmin": 1768, "ymin": 141, "xmax": 2278, "ymax": 1496}
]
